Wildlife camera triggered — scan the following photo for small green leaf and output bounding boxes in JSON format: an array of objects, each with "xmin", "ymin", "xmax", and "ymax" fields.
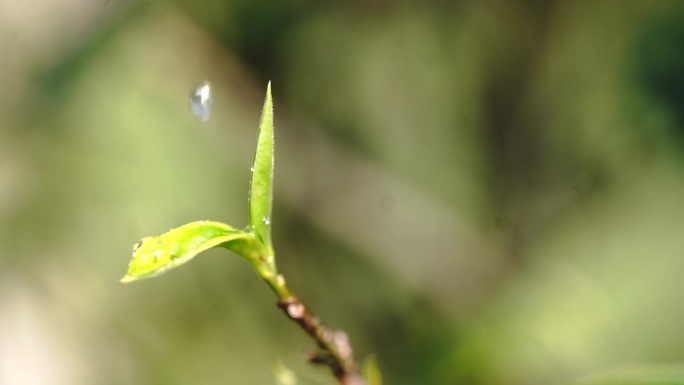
[
  {"xmin": 120, "ymin": 221, "xmax": 264, "ymax": 284},
  {"xmin": 249, "ymin": 82, "xmax": 275, "ymax": 254},
  {"xmin": 272, "ymin": 360, "xmax": 299, "ymax": 385},
  {"xmin": 361, "ymin": 355, "xmax": 383, "ymax": 385}
]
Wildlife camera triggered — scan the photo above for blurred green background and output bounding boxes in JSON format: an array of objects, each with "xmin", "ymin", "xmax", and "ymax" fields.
[{"xmin": 2, "ymin": 1, "xmax": 684, "ymax": 384}]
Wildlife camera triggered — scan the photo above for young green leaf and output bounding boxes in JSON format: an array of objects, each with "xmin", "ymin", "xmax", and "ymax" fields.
[
  {"xmin": 272, "ymin": 360, "xmax": 299, "ymax": 385},
  {"xmin": 249, "ymin": 82, "xmax": 275, "ymax": 253},
  {"xmin": 120, "ymin": 221, "xmax": 264, "ymax": 283},
  {"xmin": 361, "ymin": 355, "xmax": 383, "ymax": 385}
]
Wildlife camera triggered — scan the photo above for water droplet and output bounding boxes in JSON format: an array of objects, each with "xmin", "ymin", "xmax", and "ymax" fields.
[
  {"xmin": 262, "ymin": 217, "xmax": 271, "ymax": 225},
  {"xmin": 250, "ymin": 166, "xmax": 255, "ymax": 172},
  {"xmin": 189, "ymin": 81, "xmax": 212, "ymax": 121}
]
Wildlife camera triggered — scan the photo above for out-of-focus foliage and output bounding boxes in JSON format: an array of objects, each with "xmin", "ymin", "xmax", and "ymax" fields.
[
  {"xmin": 362, "ymin": 355, "xmax": 383, "ymax": 385},
  {"xmin": 2, "ymin": 1, "xmax": 684, "ymax": 385}
]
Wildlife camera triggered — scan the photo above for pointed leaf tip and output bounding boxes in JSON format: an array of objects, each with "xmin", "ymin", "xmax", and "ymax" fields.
[
  {"xmin": 119, "ymin": 275, "xmax": 134, "ymax": 284},
  {"xmin": 249, "ymin": 83, "xmax": 275, "ymax": 253}
]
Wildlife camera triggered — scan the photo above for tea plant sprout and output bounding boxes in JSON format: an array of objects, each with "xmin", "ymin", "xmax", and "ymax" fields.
[{"xmin": 121, "ymin": 83, "xmax": 375, "ymax": 385}]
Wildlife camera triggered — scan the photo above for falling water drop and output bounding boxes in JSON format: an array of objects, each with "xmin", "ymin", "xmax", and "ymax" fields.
[{"xmin": 189, "ymin": 81, "xmax": 212, "ymax": 121}]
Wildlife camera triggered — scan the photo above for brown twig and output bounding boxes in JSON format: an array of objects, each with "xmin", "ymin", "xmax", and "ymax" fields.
[{"xmin": 276, "ymin": 296, "xmax": 366, "ymax": 385}]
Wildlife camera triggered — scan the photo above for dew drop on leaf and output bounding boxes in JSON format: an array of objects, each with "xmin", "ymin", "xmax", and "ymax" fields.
[{"xmin": 189, "ymin": 81, "xmax": 212, "ymax": 121}]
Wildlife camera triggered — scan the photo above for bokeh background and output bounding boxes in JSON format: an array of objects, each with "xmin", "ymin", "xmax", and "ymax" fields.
[{"xmin": 2, "ymin": 1, "xmax": 684, "ymax": 384}]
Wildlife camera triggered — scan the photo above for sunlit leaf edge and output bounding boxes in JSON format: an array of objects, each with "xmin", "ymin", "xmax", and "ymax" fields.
[{"xmin": 120, "ymin": 220, "xmax": 262, "ymax": 283}]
